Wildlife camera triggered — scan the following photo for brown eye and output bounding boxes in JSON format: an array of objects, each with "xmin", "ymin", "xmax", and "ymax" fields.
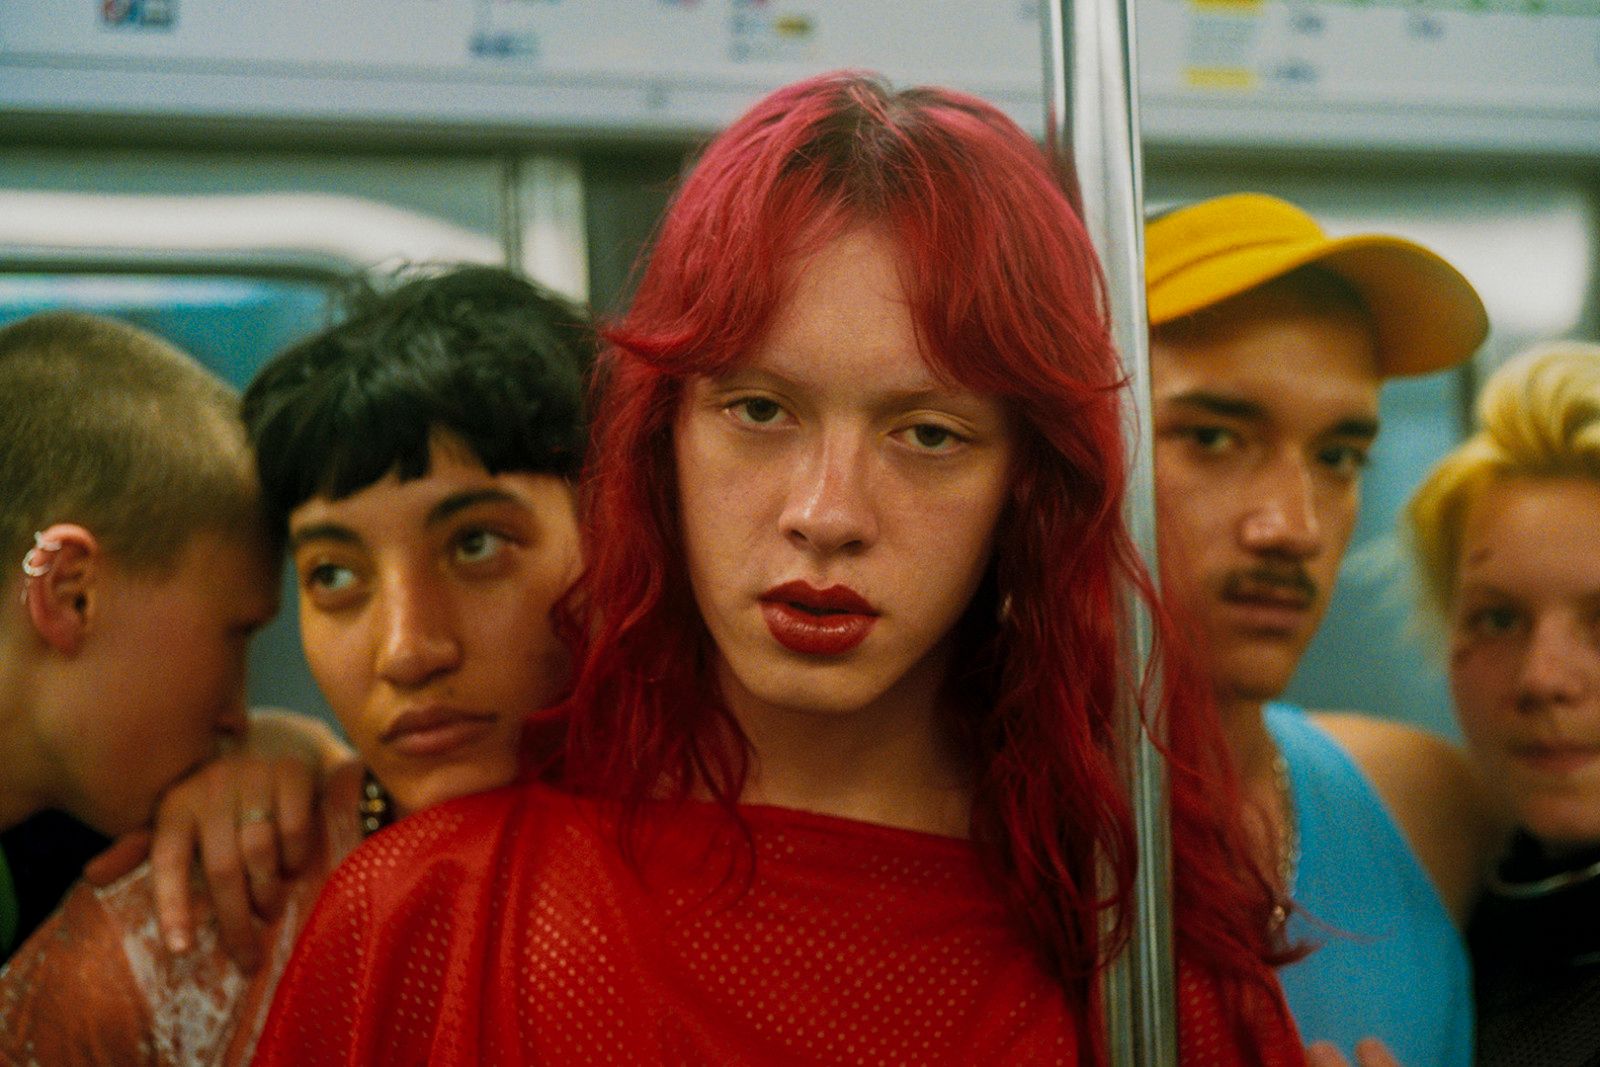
[
  {"xmin": 299, "ymin": 559, "xmax": 364, "ymax": 610},
  {"xmin": 1317, "ymin": 444, "xmax": 1370, "ymax": 477},
  {"xmin": 891, "ymin": 421, "xmax": 966, "ymax": 455},
  {"xmin": 307, "ymin": 563, "xmax": 355, "ymax": 593},
  {"xmin": 731, "ymin": 397, "xmax": 784, "ymax": 424},
  {"xmin": 1189, "ymin": 426, "xmax": 1238, "ymax": 453},
  {"xmin": 454, "ymin": 528, "xmax": 507, "ymax": 565},
  {"xmin": 1466, "ymin": 605, "xmax": 1523, "ymax": 638}
]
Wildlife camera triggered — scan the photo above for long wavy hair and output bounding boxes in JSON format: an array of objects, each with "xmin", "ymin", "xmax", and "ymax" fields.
[{"xmin": 552, "ymin": 71, "xmax": 1281, "ymax": 1051}]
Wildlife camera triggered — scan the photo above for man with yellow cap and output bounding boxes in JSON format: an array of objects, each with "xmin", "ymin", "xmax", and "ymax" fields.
[{"xmin": 1146, "ymin": 193, "xmax": 1501, "ymax": 1066}]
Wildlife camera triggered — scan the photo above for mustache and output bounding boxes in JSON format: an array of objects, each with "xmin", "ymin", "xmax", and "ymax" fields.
[{"xmin": 1220, "ymin": 565, "xmax": 1318, "ymax": 604}]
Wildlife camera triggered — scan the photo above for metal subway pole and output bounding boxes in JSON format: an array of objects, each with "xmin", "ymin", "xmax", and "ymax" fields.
[{"xmin": 1040, "ymin": 0, "xmax": 1176, "ymax": 1064}]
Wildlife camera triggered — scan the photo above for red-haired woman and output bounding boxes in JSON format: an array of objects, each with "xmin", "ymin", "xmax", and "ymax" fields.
[{"xmin": 252, "ymin": 72, "xmax": 1303, "ymax": 1065}]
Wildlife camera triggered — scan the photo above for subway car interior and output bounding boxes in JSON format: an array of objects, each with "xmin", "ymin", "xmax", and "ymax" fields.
[
  {"xmin": 3, "ymin": 4, "xmax": 1599, "ymax": 1057},
  {"xmin": 6, "ymin": 4, "xmax": 1594, "ymax": 734}
]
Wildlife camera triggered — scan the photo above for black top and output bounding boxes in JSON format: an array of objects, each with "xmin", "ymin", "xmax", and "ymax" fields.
[
  {"xmin": 1470, "ymin": 831, "xmax": 1600, "ymax": 1067},
  {"xmin": 0, "ymin": 810, "xmax": 110, "ymax": 965}
]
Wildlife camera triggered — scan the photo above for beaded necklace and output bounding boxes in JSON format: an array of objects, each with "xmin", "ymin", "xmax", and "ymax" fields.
[{"xmin": 360, "ymin": 770, "xmax": 395, "ymax": 837}]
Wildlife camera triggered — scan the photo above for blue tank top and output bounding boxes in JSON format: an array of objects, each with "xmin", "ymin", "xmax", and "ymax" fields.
[{"xmin": 1267, "ymin": 703, "xmax": 1473, "ymax": 1067}]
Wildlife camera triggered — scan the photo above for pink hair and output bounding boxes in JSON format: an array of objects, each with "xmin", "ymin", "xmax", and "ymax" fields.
[{"xmin": 554, "ymin": 71, "xmax": 1281, "ymax": 1051}]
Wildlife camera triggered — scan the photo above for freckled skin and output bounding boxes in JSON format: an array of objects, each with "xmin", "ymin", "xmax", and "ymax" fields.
[
  {"xmin": 674, "ymin": 227, "xmax": 1014, "ymax": 746},
  {"xmin": 1449, "ymin": 477, "xmax": 1600, "ymax": 850}
]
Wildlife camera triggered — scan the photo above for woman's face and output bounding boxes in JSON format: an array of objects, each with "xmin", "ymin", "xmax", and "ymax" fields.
[
  {"xmin": 289, "ymin": 433, "xmax": 581, "ymax": 816},
  {"xmin": 674, "ymin": 226, "xmax": 1014, "ymax": 732},
  {"xmin": 1450, "ymin": 476, "xmax": 1600, "ymax": 849}
]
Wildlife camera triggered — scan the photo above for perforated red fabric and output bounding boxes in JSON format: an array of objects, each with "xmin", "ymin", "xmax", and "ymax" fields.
[{"xmin": 252, "ymin": 783, "xmax": 1305, "ymax": 1066}]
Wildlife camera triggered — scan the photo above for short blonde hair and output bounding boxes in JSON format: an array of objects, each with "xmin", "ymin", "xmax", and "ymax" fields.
[
  {"xmin": 0, "ymin": 311, "xmax": 263, "ymax": 585},
  {"xmin": 1407, "ymin": 341, "xmax": 1600, "ymax": 620}
]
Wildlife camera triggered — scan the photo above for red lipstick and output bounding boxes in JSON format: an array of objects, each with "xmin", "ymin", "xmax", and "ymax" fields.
[{"xmin": 759, "ymin": 581, "xmax": 878, "ymax": 656}]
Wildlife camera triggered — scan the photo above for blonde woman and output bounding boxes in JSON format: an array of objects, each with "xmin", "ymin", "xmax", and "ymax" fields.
[{"xmin": 1407, "ymin": 341, "xmax": 1600, "ymax": 1066}]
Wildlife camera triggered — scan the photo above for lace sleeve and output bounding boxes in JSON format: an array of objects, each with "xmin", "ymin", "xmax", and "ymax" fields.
[
  {"xmin": 0, "ymin": 776, "xmax": 359, "ymax": 1067},
  {"xmin": 0, "ymin": 876, "xmax": 157, "ymax": 1066}
]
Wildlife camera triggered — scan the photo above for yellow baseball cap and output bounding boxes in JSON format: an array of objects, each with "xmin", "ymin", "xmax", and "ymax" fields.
[{"xmin": 1145, "ymin": 193, "xmax": 1489, "ymax": 377}]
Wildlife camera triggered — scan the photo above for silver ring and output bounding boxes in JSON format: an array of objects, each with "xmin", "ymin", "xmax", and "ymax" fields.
[{"xmin": 237, "ymin": 806, "xmax": 273, "ymax": 828}]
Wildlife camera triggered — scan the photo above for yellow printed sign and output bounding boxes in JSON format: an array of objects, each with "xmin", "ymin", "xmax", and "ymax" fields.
[{"xmin": 1184, "ymin": 66, "xmax": 1259, "ymax": 88}]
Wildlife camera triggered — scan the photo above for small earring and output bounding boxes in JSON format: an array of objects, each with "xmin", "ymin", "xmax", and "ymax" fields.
[
  {"xmin": 21, "ymin": 530, "xmax": 61, "ymax": 578},
  {"xmin": 19, "ymin": 530, "xmax": 62, "ymax": 603}
]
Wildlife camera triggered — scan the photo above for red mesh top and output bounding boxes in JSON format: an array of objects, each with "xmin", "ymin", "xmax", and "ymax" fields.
[{"xmin": 251, "ymin": 783, "xmax": 1305, "ymax": 1066}]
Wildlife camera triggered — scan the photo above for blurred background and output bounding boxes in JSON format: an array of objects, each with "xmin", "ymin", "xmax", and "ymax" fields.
[{"xmin": 2, "ymin": 1, "xmax": 1596, "ymax": 735}]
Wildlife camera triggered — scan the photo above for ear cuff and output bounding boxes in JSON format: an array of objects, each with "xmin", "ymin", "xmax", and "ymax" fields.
[
  {"xmin": 19, "ymin": 530, "xmax": 62, "ymax": 603},
  {"xmin": 21, "ymin": 531, "xmax": 61, "ymax": 578}
]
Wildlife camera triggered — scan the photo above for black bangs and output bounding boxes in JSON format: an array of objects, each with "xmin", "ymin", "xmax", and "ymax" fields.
[{"xmin": 242, "ymin": 265, "xmax": 590, "ymax": 538}]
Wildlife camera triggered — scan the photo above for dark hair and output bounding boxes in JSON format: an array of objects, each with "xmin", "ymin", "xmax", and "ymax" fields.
[{"xmin": 242, "ymin": 265, "xmax": 590, "ymax": 535}]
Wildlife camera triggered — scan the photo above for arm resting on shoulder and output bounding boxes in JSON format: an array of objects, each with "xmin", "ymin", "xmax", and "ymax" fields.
[{"xmin": 85, "ymin": 707, "xmax": 355, "ymax": 969}]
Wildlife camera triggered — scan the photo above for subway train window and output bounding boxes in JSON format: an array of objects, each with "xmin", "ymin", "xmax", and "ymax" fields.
[
  {"xmin": 0, "ymin": 271, "xmax": 338, "ymax": 726},
  {"xmin": 0, "ymin": 183, "xmax": 549, "ymax": 735}
]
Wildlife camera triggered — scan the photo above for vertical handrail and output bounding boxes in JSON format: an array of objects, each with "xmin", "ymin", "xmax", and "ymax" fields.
[{"xmin": 1040, "ymin": 1, "xmax": 1176, "ymax": 1064}]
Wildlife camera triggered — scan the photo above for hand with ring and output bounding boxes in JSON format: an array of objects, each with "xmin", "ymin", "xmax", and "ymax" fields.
[
  {"xmin": 237, "ymin": 806, "xmax": 274, "ymax": 829},
  {"xmin": 82, "ymin": 709, "xmax": 351, "ymax": 972}
]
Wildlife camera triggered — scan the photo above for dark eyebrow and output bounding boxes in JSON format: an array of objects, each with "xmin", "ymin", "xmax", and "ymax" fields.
[
  {"xmin": 1165, "ymin": 390, "xmax": 1380, "ymax": 440},
  {"xmin": 1164, "ymin": 391, "xmax": 1269, "ymax": 422},
  {"xmin": 288, "ymin": 488, "xmax": 525, "ymax": 551},
  {"xmin": 287, "ymin": 523, "xmax": 358, "ymax": 552},
  {"xmin": 426, "ymin": 488, "xmax": 524, "ymax": 526},
  {"xmin": 1328, "ymin": 417, "xmax": 1381, "ymax": 442}
]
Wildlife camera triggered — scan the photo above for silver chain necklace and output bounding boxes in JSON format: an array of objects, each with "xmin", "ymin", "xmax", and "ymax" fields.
[{"xmin": 1269, "ymin": 745, "xmax": 1301, "ymax": 928}]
